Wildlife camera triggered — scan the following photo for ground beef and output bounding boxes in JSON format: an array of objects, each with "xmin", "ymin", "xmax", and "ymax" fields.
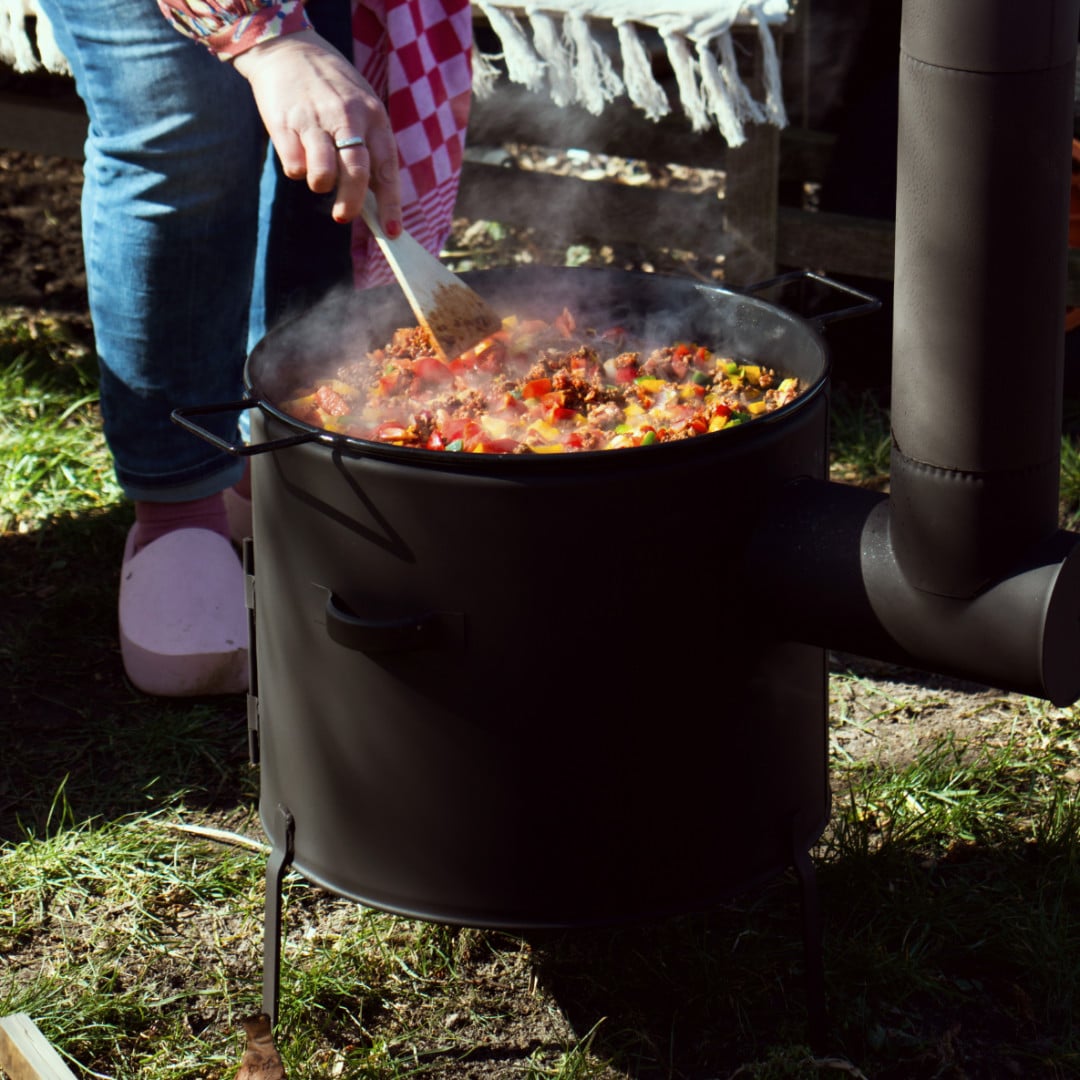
[{"xmin": 280, "ymin": 309, "xmax": 802, "ymax": 454}]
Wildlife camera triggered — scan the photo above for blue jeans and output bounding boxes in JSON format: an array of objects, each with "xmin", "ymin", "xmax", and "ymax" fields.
[{"xmin": 37, "ymin": 0, "xmax": 352, "ymax": 501}]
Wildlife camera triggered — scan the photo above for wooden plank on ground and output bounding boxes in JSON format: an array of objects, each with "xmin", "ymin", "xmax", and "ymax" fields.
[
  {"xmin": 467, "ymin": 86, "xmax": 730, "ymax": 171},
  {"xmin": 777, "ymin": 206, "xmax": 896, "ymax": 280},
  {"xmin": 723, "ymin": 122, "xmax": 780, "ymax": 285},
  {"xmin": 457, "ymin": 158, "xmax": 727, "ymax": 256},
  {"xmin": 0, "ymin": 91, "xmax": 86, "ymax": 160},
  {"xmin": 0, "ymin": 1014, "xmax": 78, "ymax": 1080}
]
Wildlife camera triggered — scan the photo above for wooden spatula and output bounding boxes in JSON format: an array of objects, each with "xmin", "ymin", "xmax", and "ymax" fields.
[{"xmin": 360, "ymin": 192, "xmax": 503, "ymax": 362}]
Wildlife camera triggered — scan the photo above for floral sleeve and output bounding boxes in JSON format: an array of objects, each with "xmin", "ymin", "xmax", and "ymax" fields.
[{"xmin": 157, "ymin": 0, "xmax": 313, "ymax": 60}]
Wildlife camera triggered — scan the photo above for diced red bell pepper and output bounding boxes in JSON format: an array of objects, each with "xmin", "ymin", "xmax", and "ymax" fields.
[
  {"xmin": 412, "ymin": 356, "xmax": 454, "ymax": 387},
  {"xmin": 442, "ymin": 417, "xmax": 482, "ymax": 449},
  {"xmin": 374, "ymin": 421, "xmax": 410, "ymax": 442},
  {"xmin": 475, "ymin": 437, "xmax": 519, "ymax": 454},
  {"xmin": 554, "ymin": 307, "xmax": 577, "ymax": 338},
  {"xmin": 522, "ymin": 377, "xmax": 553, "ymax": 400},
  {"xmin": 425, "ymin": 430, "xmax": 446, "ymax": 451},
  {"xmin": 713, "ymin": 403, "xmax": 732, "ymax": 419},
  {"xmin": 546, "ymin": 405, "xmax": 578, "ymax": 424},
  {"xmin": 614, "ymin": 365, "xmax": 638, "ymax": 384}
]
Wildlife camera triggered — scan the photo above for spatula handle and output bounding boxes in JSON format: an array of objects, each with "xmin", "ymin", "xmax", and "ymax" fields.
[{"xmin": 360, "ymin": 190, "xmax": 389, "ymax": 243}]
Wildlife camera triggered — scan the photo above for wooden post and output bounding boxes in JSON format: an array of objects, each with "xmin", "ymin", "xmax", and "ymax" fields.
[
  {"xmin": 722, "ymin": 124, "xmax": 780, "ymax": 285},
  {"xmin": 0, "ymin": 1014, "xmax": 79, "ymax": 1080},
  {"xmin": 720, "ymin": 27, "xmax": 782, "ymax": 286}
]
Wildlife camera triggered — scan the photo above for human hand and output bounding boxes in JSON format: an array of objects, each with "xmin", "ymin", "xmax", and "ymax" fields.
[{"xmin": 233, "ymin": 29, "xmax": 402, "ymax": 230}]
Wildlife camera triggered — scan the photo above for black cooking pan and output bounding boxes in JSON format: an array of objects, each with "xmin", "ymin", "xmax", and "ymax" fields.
[{"xmin": 174, "ymin": 266, "xmax": 878, "ymax": 472}]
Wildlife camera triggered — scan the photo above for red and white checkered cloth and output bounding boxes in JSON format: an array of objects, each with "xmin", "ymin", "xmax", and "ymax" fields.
[{"xmin": 350, "ymin": 0, "xmax": 473, "ymax": 288}]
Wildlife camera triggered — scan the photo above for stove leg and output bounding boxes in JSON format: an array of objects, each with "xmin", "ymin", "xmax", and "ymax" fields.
[
  {"xmin": 262, "ymin": 805, "xmax": 295, "ymax": 1027},
  {"xmin": 791, "ymin": 841, "xmax": 828, "ymax": 1050}
]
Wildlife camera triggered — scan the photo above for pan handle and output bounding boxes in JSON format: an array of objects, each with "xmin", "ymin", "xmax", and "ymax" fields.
[
  {"xmin": 171, "ymin": 399, "xmax": 320, "ymax": 456},
  {"xmin": 740, "ymin": 269, "xmax": 881, "ymax": 329},
  {"xmin": 324, "ymin": 592, "xmax": 463, "ymax": 654}
]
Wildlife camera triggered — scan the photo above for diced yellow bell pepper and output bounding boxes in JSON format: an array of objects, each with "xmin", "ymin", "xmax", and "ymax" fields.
[
  {"xmin": 624, "ymin": 402, "xmax": 644, "ymax": 417},
  {"xmin": 530, "ymin": 443, "xmax": 565, "ymax": 454},
  {"xmin": 742, "ymin": 364, "xmax": 761, "ymax": 386},
  {"xmin": 326, "ymin": 379, "xmax": 358, "ymax": 398},
  {"xmin": 528, "ymin": 419, "xmax": 561, "ymax": 441},
  {"xmin": 708, "ymin": 414, "xmax": 729, "ymax": 432},
  {"xmin": 779, "ymin": 377, "xmax": 799, "ymax": 393},
  {"xmin": 745, "ymin": 401, "xmax": 768, "ymax": 415},
  {"xmin": 636, "ymin": 377, "xmax": 665, "ymax": 393}
]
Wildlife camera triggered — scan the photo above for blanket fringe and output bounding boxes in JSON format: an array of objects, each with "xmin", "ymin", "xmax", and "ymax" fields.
[
  {"xmin": 563, "ymin": 10, "xmax": 622, "ymax": 116},
  {"xmin": 751, "ymin": 1, "xmax": 788, "ymax": 127},
  {"xmin": 526, "ymin": 8, "xmax": 575, "ymax": 107},
  {"xmin": 614, "ymin": 20, "xmax": 668, "ymax": 123},
  {"xmin": 697, "ymin": 37, "xmax": 746, "ymax": 147},
  {"xmin": 659, "ymin": 30, "xmax": 709, "ymax": 134},
  {"xmin": 471, "ymin": 42, "xmax": 503, "ymax": 99},
  {"xmin": 0, "ymin": 0, "xmax": 70, "ymax": 73},
  {"xmin": 473, "ymin": 0, "xmax": 546, "ymax": 93},
  {"xmin": 11, "ymin": 0, "xmax": 786, "ymax": 145},
  {"xmin": 473, "ymin": 7, "xmax": 785, "ymax": 144}
]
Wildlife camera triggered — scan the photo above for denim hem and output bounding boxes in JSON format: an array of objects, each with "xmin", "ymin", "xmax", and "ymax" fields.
[{"xmin": 118, "ymin": 456, "xmax": 246, "ymax": 503}]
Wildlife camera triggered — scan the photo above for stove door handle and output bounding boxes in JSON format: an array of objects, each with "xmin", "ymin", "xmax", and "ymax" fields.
[{"xmin": 324, "ymin": 592, "xmax": 445, "ymax": 654}]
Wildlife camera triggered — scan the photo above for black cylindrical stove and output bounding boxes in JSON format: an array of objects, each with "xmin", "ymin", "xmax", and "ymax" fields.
[{"xmin": 238, "ymin": 268, "xmax": 848, "ymax": 929}]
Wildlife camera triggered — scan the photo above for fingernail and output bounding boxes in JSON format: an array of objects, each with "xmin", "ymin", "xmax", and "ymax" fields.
[{"xmin": 386, "ymin": 219, "xmax": 402, "ymax": 239}]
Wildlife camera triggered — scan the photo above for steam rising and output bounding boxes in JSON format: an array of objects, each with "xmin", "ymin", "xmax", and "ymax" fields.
[{"xmin": 249, "ymin": 267, "xmax": 823, "ymax": 437}]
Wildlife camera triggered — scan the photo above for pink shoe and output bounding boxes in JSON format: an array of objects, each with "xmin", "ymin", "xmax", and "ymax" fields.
[{"xmin": 118, "ymin": 526, "xmax": 249, "ymax": 697}]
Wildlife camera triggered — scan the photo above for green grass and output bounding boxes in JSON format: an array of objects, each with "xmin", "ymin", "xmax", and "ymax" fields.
[
  {"xmin": 3, "ymin": 310, "xmax": 1080, "ymax": 1078},
  {"xmin": 829, "ymin": 388, "xmax": 892, "ymax": 490},
  {"xmin": 1060, "ymin": 431, "xmax": 1080, "ymax": 528},
  {"xmin": 0, "ymin": 310, "xmax": 121, "ymax": 532},
  {"xmin": 2, "ymin": 710, "xmax": 1077, "ymax": 1078}
]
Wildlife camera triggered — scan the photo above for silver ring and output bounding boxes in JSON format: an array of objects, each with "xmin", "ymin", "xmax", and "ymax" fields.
[{"xmin": 334, "ymin": 135, "xmax": 366, "ymax": 150}]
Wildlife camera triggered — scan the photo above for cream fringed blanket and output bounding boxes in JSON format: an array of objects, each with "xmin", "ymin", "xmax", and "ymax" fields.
[
  {"xmin": 4, "ymin": 0, "xmax": 792, "ymax": 146},
  {"xmin": 470, "ymin": 0, "xmax": 791, "ymax": 145},
  {"xmin": 0, "ymin": 0, "xmax": 69, "ymax": 75}
]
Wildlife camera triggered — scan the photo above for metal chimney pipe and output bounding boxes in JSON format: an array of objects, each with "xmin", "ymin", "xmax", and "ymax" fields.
[
  {"xmin": 889, "ymin": 0, "xmax": 1079, "ymax": 596},
  {"xmin": 755, "ymin": 0, "xmax": 1080, "ymax": 705}
]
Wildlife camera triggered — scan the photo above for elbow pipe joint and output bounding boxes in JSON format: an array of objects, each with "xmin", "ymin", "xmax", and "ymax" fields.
[{"xmin": 755, "ymin": 478, "xmax": 1080, "ymax": 706}]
